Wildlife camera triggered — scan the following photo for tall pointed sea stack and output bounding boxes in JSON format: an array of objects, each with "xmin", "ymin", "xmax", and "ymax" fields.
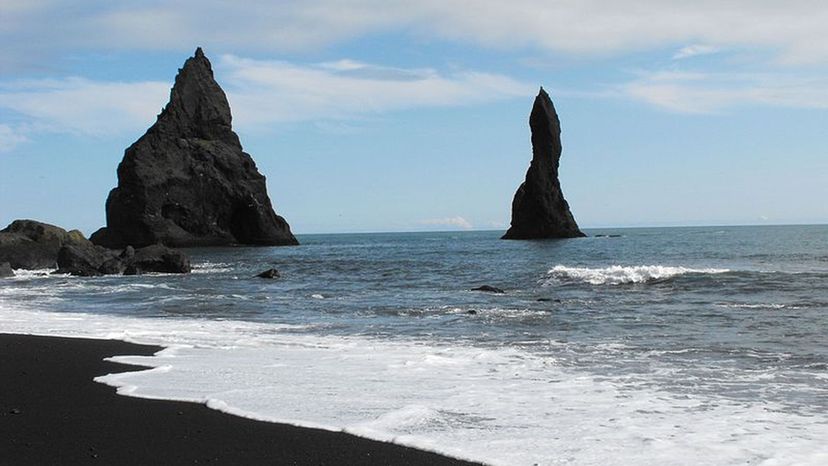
[
  {"xmin": 502, "ymin": 88, "xmax": 585, "ymax": 239},
  {"xmin": 91, "ymin": 48, "xmax": 297, "ymax": 248}
]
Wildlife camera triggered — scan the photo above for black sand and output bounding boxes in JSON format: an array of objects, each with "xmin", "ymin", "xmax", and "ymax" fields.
[{"xmin": 0, "ymin": 333, "xmax": 483, "ymax": 465}]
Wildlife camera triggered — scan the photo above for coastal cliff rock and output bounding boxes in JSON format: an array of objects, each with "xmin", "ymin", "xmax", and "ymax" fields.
[
  {"xmin": 91, "ymin": 47, "xmax": 297, "ymax": 248},
  {"xmin": 502, "ymin": 88, "xmax": 585, "ymax": 240},
  {"xmin": 0, "ymin": 262, "xmax": 13, "ymax": 278},
  {"xmin": 0, "ymin": 220, "xmax": 88, "ymax": 269}
]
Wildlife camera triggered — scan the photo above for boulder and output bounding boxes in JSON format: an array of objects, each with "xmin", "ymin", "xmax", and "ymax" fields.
[
  {"xmin": 91, "ymin": 47, "xmax": 297, "ymax": 248},
  {"xmin": 54, "ymin": 243, "xmax": 122, "ymax": 276},
  {"xmin": 0, "ymin": 220, "xmax": 88, "ymax": 269},
  {"xmin": 0, "ymin": 262, "xmax": 13, "ymax": 278},
  {"xmin": 256, "ymin": 268, "xmax": 281, "ymax": 279},
  {"xmin": 502, "ymin": 88, "xmax": 585, "ymax": 239},
  {"xmin": 123, "ymin": 244, "xmax": 191, "ymax": 275}
]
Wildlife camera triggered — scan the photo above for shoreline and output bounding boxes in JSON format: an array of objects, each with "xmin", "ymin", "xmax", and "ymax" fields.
[{"xmin": 0, "ymin": 332, "xmax": 483, "ymax": 465}]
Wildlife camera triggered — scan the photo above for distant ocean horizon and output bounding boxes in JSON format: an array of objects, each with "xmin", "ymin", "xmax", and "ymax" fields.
[
  {"xmin": 273, "ymin": 222, "xmax": 828, "ymax": 236},
  {"xmin": 2, "ymin": 225, "xmax": 827, "ymax": 465}
]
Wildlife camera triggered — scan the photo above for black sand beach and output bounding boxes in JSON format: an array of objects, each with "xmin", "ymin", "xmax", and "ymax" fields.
[{"xmin": 0, "ymin": 333, "xmax": 482, "ymax": 465}]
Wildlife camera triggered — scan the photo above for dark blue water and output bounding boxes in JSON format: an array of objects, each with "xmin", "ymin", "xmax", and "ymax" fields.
[{"xmin": 3, "ymin": 225, "xmax": 827, "ymax": 464}]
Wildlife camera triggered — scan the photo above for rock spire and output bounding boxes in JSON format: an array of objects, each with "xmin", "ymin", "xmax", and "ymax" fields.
[
  {"xmin": 502, "ymin": 88, "xmax": 585, "ymax": 239},
  {"xmin": 91, "ymin": 48, "xmax": 297, "ymax": 248}
]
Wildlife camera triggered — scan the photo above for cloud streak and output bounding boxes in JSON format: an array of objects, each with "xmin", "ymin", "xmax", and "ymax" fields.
[
  {"xmin": 622, "ymin": 70, "xmax": 828, "ymax": 113},
  {"xmin": 0, "ymin": 78, "xmax": 169, "ymax": 137},
  {"xmin": 4, "ymin": 1, "xmax": 828, "ymax": 68},
  {"xmin": 0, "ymin": 124, "xmax": 27, "ymax": 152},
  {"xmin": 220, "ymin": 56, "xmax": 531, "ymax": 127},
  {"xmin": 672, "ymin": 45, "xmax": 720, "ymax": 60},
  {"xmin": 420, "ymin": 216, "xmax": 474, "ymax": 230},
  {"xmin": 0, "ymin": 57, "xmax": 531, "ymax": 141}
]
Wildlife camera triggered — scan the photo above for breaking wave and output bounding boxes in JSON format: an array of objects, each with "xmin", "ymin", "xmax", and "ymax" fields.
[{"xmin": 545, "ymin": 265, "xmax": 730, "ymax": 285}]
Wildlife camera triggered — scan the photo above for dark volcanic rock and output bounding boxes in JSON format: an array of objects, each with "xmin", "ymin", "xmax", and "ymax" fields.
[
  {"xmin": 0, "ymin": 220, "xmax": 88, "ymax": 269},
  {"xmin": 471, "ymin": 285, "xmax": 505, "ymax": 294},
  {"xmin": 56, "ymin": 242, "xmax": 190, "ymax": 276},
  {"xmin": 91, "ymin": 47, "xmax": 297, "ymax": 249},
  {"xmin": 0, "ymin": 262, "xmax": 13, "ymax": 278},
  {"xmin": 256, "ymin": 268, "xmax": 280, "ymax": 279},
  {"xmin": 502, "ymin": 88, "xmax": 585, "ymax": 240},
  {"xmin": 123, "ymin": 244, "xmax": 191, "ymax": 275},
  {"xmin": 55, "ymin": 243, "xmax": 121, "ymax": 276}
]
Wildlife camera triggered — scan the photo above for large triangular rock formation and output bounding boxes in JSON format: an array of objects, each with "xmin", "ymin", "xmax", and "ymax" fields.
[
  {"xmin": 502, "ymin": 88, "xmax": 585, "ymax": 240},
  {"xmin": 91, "ymin": 48, "xmax": 298, "ymax": 248}
]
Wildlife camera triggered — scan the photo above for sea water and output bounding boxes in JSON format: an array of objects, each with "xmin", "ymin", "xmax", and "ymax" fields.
[{"xmin": 1, "ymin": 225, "xmax": 827, "ymax": 465}]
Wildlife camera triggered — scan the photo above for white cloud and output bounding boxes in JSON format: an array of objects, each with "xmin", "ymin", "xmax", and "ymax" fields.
[
  {"xmin": 622, "ymin": 70, "xmax": 828, "ymax": 113},
  {"xmin": 420, "ymin": 216, "xmax": 473, "ymax": 230},
  {"xmin": 219, "ymin": 55, "xmax": 531, "ymax": 127},
  {"xmin": 4, "ymin": 1, "xmax": 828, "ymax": 66},
  {"xmin": 673, "ymin": 45, "xmax": 720, "ymax": 60},
  {"xmin": 0, "ymin": 57, "xmax": 530, "ymax": 140},
  {"xmin": 0, "ymin": 124, "xmax": 28, "ymax": 152},
  {"xmin": 0, "ymin": 78, "xmax": 169, "ymax": 136}
]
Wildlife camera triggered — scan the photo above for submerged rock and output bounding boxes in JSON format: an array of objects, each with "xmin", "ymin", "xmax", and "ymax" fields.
[
  {"xmin": 0, "ymin": 220, "xmax": 88, "ymax": 269},
  {"xmin": 502, "ymin": 88, "xmax": 585, "ymax": 240},
  {"xmin": 91, "ymin": 47, "xmax": 297, "ymax": 249},
  {"xmin": 56, "ymin": 243, "xmax": 190, "ymax": 276},
  {"xmin": 123, "ymin": 244, "xmax": 191, "ymax": 275},
  {"xmin": 471, "ymin": 285, "xmax": 505, "ymax": 294},
  {"xmin": 0, "ymin": 262, "xmax": 13, "ymax": 278},
  {"xmin": 256, "ymin": 268, "xmax": 281, "ymax": 279},
  {"xmin": 55, "ymin": 243, "xmax": 115, "ymax": 276}
]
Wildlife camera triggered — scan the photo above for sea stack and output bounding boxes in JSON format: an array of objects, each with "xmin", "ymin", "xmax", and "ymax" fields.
[
  {"xmin": 502, "ymin": 88, "xmax": 585, "ymax": 239},
  {"xmin": 91, "ymin": 47, "xmax": 298, "ymax": 248}
]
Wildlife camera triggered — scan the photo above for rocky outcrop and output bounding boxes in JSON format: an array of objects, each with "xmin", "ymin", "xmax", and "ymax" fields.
[
  {"xmin": 91, "ymin": 47, "xmax": 297, "ymax": 249},
  {"xmin": 0, "ymin": 220, "xmax": 88, "ymax": 269},
  {"xmin": 502, "ymin": 88, "xmax": 585, "ymax": 240},
  {"xmin": 123, "ymin": 245, "xmax": 191, "ymax": 275},
  {"xmin": 0, "ymin": 219, "xmax": 190, "ymax": 276},
  {"xmin": 56, "ymin": 243, "xmax": 190, "ymax": 276},
  {"xmin": 256, "ymin": 268, "xmax": 280, "ymax": 279},
  {"xmin": 55, "ymin": 243, "xmax": 123, "ymax": 276}
]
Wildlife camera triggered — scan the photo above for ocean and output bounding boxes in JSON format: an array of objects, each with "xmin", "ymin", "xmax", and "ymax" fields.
[{"xmin": 2, "ymin": 225, "xmax": 827, "ymax": 465}]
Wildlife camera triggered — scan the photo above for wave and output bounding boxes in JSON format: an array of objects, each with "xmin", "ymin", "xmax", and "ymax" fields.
[
  {"xmin": 191, "ymin": 262, "xmax": 235, "ymax": 274},
  {"xmin": 545, "ymin": 265, "xmax": 730, "ymax": 285}
]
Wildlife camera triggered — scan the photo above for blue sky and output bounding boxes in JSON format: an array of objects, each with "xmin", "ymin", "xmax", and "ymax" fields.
[{"xmin": 1, "ymin": 1, "xmax": 826, "ymax": 234}]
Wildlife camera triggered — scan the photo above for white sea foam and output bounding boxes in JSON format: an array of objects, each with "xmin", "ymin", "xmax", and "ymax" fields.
[
  {"xmin": 716, "ymin": 303, "xmax": 791, "ymax": 310},
  {"xmin": 191, "ymin": 262, "xmax": 235, "ymax": 274},
  {"xmin": 545, "ymin": 265, "xmax": 730, "ymax": 285},
  {"xmin": 7, "ymin": 268, "xmax": 55, "ymax": 279},
  {"xmin": 1, "ymin": 304, "xmax": 826, "ymax": 466}
]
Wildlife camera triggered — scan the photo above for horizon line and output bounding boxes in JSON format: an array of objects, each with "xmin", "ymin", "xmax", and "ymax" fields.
[{"xmin": 293, "ymin": 221, "xmax": 828, "ymax": 236}]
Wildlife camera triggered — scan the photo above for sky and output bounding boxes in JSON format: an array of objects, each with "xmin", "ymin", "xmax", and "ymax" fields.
[{"xmin": 1, "ymin": 1, "xmax": 826, "ymax": 235}]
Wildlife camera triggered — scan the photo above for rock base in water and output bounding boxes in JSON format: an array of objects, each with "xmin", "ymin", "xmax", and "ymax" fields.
[
  {"xmin": 503, "ymin": 88, "xmax": 584, "ymax": 240},
  {"xmin": 0, "ymin": 220, "xmax": 88, "ymax": 269},
  {"xmin": 256, "ymin": 268, "xmax": 281, "ymax": 279},
  {"xmin": 91, "ymin": 48, "xmax": 297, "ymax": 249},
  {"xmin": 0, "ymin": 219, "xmax": 191, "ymax": 276}
]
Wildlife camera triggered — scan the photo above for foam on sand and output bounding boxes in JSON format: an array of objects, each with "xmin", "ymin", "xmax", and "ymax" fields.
[{"xmin": 1, "ymin": 305, "xmax": 826, "ymax": 466}]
